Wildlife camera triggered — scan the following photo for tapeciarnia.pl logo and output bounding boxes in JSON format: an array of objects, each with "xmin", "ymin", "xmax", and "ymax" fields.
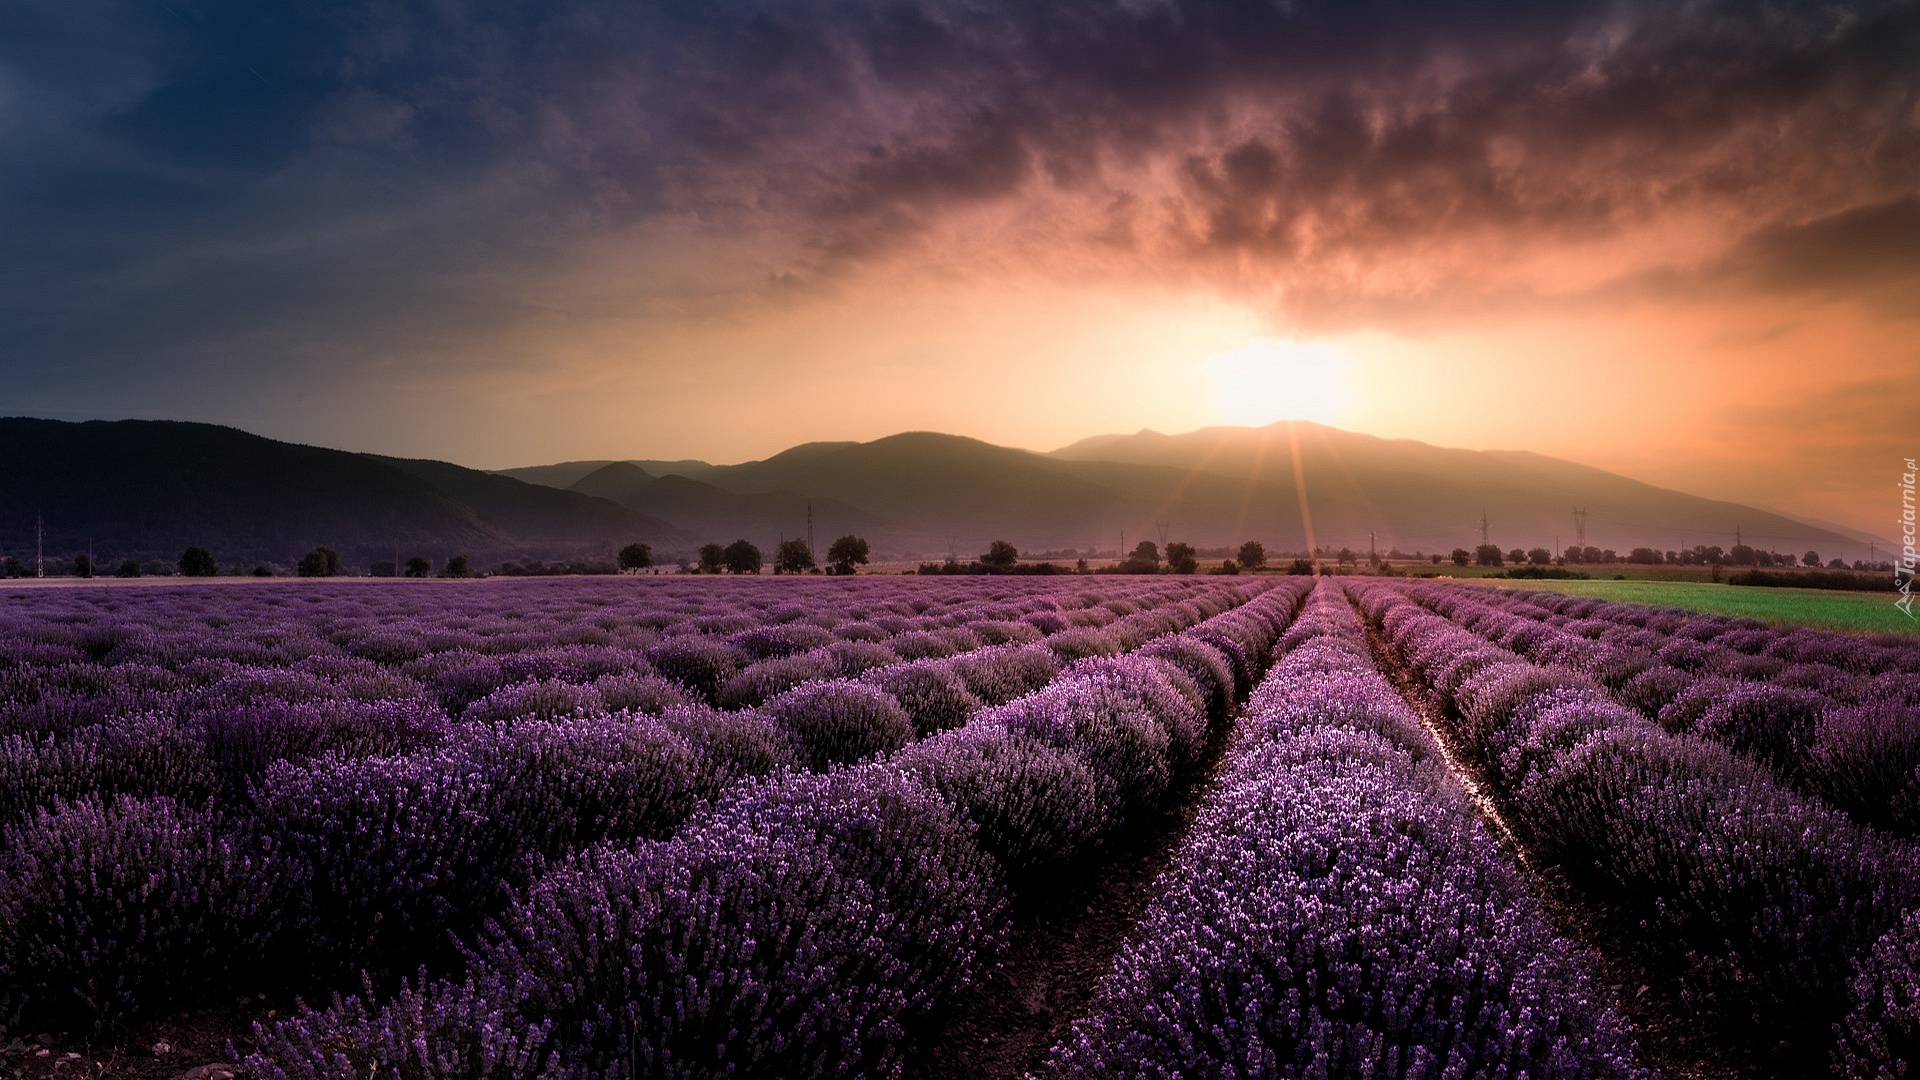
[{"xmin": 1899, "ymin": 457, "xmax": 1916, "ymax": 620}]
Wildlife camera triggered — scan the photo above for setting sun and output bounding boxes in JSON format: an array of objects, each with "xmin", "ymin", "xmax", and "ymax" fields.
[{"xmin": 1208, "ymin": 340, "xmax": 1349, "ymax": 426}]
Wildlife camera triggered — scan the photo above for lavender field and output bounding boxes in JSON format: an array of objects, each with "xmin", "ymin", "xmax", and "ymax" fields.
[{"xmin": 3, "ymin": 574, "xmax": 1919, "ymax": 1079}]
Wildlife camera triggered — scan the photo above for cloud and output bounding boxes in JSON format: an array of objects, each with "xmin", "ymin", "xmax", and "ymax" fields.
[{"xmin": 1, "ymin": 0, "xmax": 1917, "ymax": 404}]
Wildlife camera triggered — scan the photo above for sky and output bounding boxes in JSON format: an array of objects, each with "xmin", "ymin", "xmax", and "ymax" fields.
[{"xmin": 1, "ymin": 0, "xmax": 1916, "ymax": 536}]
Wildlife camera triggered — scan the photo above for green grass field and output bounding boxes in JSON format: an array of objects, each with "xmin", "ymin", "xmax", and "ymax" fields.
[{"xmin": 1460, "ymin": 577, "xmax": 1919, "ymax": 637}]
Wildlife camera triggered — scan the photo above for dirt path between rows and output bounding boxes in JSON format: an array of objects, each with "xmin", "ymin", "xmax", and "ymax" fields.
[
  {"xmin": 904, "ymin": 720, "xmax": 1236, "ymax": 1080},
  {"xmin": 1350, "ymin": 590, "xmax": 1756, "ymax": 1080}
]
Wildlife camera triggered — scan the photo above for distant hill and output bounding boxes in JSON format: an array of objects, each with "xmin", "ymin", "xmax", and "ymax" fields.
[
  {"xmin": 0, "ymin": 418, "xmax": 695, "ymax": 571},
  {"xmin": 563, "ymin": 462, "xmax": 887, "ymax": 545},
  {"xmin": 508, "ymin": 424, "xmax": 1875, "ymax": 561}
]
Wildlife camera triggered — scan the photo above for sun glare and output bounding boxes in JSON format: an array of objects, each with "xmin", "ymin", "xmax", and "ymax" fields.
[{"xmin": 1207, "ymin": 340, "xmax": 1349, "ymax": 426}]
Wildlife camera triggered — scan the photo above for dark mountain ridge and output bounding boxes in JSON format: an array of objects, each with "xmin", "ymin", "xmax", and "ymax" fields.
[{"xmin": 0, "ymin": 418, "xmax": 693, "ymax": 570}]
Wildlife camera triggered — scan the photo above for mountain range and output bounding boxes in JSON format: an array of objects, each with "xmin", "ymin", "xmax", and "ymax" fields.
[
  {"xmin": 0, "ymin": 417, "xmax": 1878, "ymax": 572},
  {"xmin": 500, "ymin": 424, "xmax": 1878, "ymax": 562}
]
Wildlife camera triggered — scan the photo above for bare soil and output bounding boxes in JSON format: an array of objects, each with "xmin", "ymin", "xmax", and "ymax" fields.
[
  {"xmin": 0, "ymin": 1001, "xmax": 271, "ymax": 1080},
  {"xmin": 905, "ymin": 724, "xmax": 1234, "ymax": 1080}
]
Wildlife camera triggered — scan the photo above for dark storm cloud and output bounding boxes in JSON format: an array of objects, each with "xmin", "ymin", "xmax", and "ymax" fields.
[{"xmin": 1, "ymin": 0, "xmax": 1916, "ymax": 400}]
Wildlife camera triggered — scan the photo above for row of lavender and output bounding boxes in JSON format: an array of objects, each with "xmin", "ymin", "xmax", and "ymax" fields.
[
  {"xmin": 1400, "ymin": 581, "xmax": 1920, "ymax": 835},
  {"xmin": 0, "ymin": 576, "xmax": 1231, "ymax": 735},
  {"xmin": 1350, "ymin": 579, "xmax": 1920, "ymax": 1076},
  {"xmin": 236, "ymin": 579, "xmax": 1315, "ymax": 1079},
  {"xmin": 0, "ymin": 578, "xmax": 1276, "ymax": 1036},
  {"xmin": 1, "ymin": 578, "xmax": 1258, "ymax": 827},
  {"xmin": 1045, "ymin": 580, "xmax": 1639, "ymax": 1078}
]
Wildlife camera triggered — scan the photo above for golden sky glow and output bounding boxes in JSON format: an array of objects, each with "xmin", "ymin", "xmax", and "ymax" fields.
[{"xmin": 3, "ymin": 1, "xmax": 1916, "ymax": 538}]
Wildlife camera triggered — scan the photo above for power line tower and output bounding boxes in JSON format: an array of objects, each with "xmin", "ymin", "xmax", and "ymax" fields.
[
  {"xmin": 1155, "ymin": 520, "xmax": 1171, "ymax": 547},
  {"xmin": 1480, "ymin": 510, "xmax": 1489, "ymax": 549},
  {"xmin": 1573, "ymin": 508, "xmax": 1587, "ymax": 548}
]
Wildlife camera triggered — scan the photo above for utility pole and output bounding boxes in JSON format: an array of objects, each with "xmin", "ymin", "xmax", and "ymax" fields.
[
  {"xmin": 1573, "ymin": 508, "xmax": 1586, "ymax": 548},
  {"xmin": 36, "ymin": 513, "xmax": 44, "ymax": 579},
  {"xmin": 1480, "ymin": 510, "xmax": 1489, "ymax": 549},
  {"xmin": 1736, "ymin": 526, "xmax": 1743, "ymax": 548},
  {"xmin": 1369, "ymin": 530, "xmax": 1376, "ymax": 567},
  {"xmin": 87, "ymin": 538, "xmax": 93, "ymax": 579},
  {"xmin": 806, "ymin": 502, "xmax": 814, "ymax": 556}
]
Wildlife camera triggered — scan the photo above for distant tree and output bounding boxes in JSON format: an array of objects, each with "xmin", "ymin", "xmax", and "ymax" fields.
[
  {"xmin": 1210, "ymin": 559, "xmax": 1239, "ymax": 575},
  {"xmin": 1288, "ymin": 558, "xmax": 1315, "ymax": 575},
  {"xmin": 1336, "ymin": 547, "xmax": 1356, "ymax": 568},
  {"xmin": 1564, "ymin": 546, "xmax": 1584, "ymax": 564},
  {"xmin": 1804, "ymin": 550, "xmax": 1821, "ymax": 568},
  {"xmin": 116, "ymin": 558, "xmax": 141, "ymax": 578},
  {"xmin": 73, "ymin": 554, "xmax": 93, "ymax": 577},
  {"xmin": 371, "ymin": 560, "xmax": 397, "ymax": 578},
  {"xmin": 1431, "ymin": 553, "xmax": 1443, "ymax": 564},
  {"xmin": 1506, "ymin": 548, "xmax": 1526, "ymax": 566},
  {"xmin": 773, "ymin": 539, "xmax": 815, "ymax": 574},
  {"xmin": 1165, "ymin": 542, "xmax": 1199, "ymax": 574},
  {"xmin": 618, "ymin": 543, "xmax": 654, "ymax": 572},
  {"xmin": 1627, "ymin": 547, "xmax": 1663, "ymax": 565},
  {"xmin": 827, "ymin": 535, "xmax": 871, "ymax": 575},
  {"xmin": 1729, "ymin": 544, "xmax": 1757, "ymax": 566},
  {"xmin": 981, "ymin": 540, "xmax": 1019, "ymax": 569},
  {"xmin": 1452, "ymin": 548, "xmax": 1472, "ymax": 567},
  {"xmin": 180, "ymin": 546, "xmax": 218, "ymax": 577},
  {"xmin": 1117, "ymin": 540, "xmax": 1160, "ymax": 573},
  {"xmin": 1828, "ymin": 558, "xmax": 1845, "ymax": 569},
  {"xmin": 1237, "ymin": 540, "xmax": 1267, "ymax": 570},
  {"xmin": 405, "ymin": 556, "xmax": 433, "ymax": 578},
  {"xmin": 253, "ymin": 565, "xmax": 273, "ymax": 577},
  {"xmin": 298, "ymin": 547, "xmax": 342, "ymax": 578},
  {"xmin": 1473, "ymin": 545, "xmax": 1502, "ymax": 567},
  {"xmin": 698, "ymin": 543, "xmax": 727, "ymax": 574},
  {"xmin": 724, "ymin": 540, "xmax": 762, "ymax": 575},
  {"xmin": 444, "ymin": 555, "xmax": 472, "ymax": 578},
  {"xmin": 1527, "ymin": 547, "xmax": 1552, "ymax": 566}
]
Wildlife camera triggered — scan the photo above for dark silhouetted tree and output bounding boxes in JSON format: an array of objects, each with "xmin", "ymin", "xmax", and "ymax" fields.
[
  {"xmin": 773, "ymin": 539, "xmax": 814, "ymax": 574},
  {"xmin": 1474, "ymin": 545, "xmax": 1503, "ymax": 567},
  {"xmin": 1507, "ymin": 548, "xmax": 1526, "ymax": 565},
  {"xmin": 698, "ymin": 543, "xmax": 726, "ymax": 574},
  {"xmin": 827, "ymin": 535, "xmax": 870, "ymax": 575},
  {"xmin": 1288, "ymin": 559, "xmax": 1314, "ymax": 575},
  {"xmin": 1120, "ymin": 541, "xmax": 1160, "ymax": 573},
  {"xmin": 73, "ymin": 554, "xmax": 93, "ymax": 577},
  {"xmin": 1804, "ymin": 550, "xmax": 1821, "ymax": 567},
  {"xmin": 1165, "ymin": 542, "xmax": 1198, "ymax": 574},
  {"xmin": 298, "ymin": 547, "xmax": 342, "ymax": 578},
  {"xmin": 405, "ymin": 556, "xmax": 432, "ymax": 578},
  {"xmin": 1527, "ymin": 547, "xmax": 1552, "ymax": 566},
  {"xmin": 180, "ymin": 546, "xmax": 217, "ymax": 577},
  {"xmin": 981, "ymin": 540, "xmax": 1019, "ymax": 569},
  {"xmin": 618, "ymin": 543, "xmax": 654, "ymax": 571},
  {"xmin": 1452, "ymin": 548, "xmax": 1471, "ymax": 567},
  {"xmin": 443, "ymin": 555, "xmax": 472, "ymax": 578},
  {"xmin": 1237, "ymin": 540, "xmax": 1266, "ymax": 570},
  {"xmin": 116, "ymin": 559, "xmax": 141, "ymax": 578},
  {"xmin": 724, "ymin": 540, "xmax": 762, "ymax": 574}
]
